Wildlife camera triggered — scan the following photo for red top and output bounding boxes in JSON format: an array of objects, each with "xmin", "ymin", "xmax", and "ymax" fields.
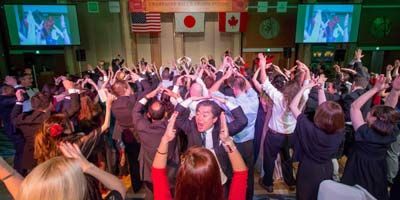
[{"xmin": 151, "ymin": 167, "xmax": 248, "ymax": 200}]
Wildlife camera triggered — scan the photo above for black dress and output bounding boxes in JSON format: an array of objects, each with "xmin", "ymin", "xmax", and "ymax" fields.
[
  {"xmin": 341, "ymin": 124, "xmax": 396, "ymax": 200},
  {"xmin": 293, "ymin": 114, "xmax": 344, "ymax": 200}
]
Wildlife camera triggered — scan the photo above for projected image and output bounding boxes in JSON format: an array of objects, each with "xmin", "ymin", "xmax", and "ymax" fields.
[
  {"xmin": 4, "ymin": 5, "xmax": 80, "ymax": 46},
  {"xmin": 296, "ymin": 4, "xmax": 361, "ymax": 43}
]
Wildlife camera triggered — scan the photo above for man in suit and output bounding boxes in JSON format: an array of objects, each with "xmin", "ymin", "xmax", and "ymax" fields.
[
  {"xmin": 341, "ymin": 76, "xmax": 371, "ymax": 156},
  {"xmin": 132, "ymin": 87, "xmax": 178, "ymax": 200},
  {"xmin": 111, "ymin": 79, "xmax": 142, "ymax": 192},
  {"xmin": 174, "ymin": 97, "xmax": 248, "ymax": 183},
  {"xmin": 0, "ymin": 85, "xmax": 24, "ymax": 174},
  {"xmin": 111, "ymin": 75, "xmax": 158, "ymax": 192},
  {"xmin": 11, "ymin": 90, "xmax": 52, "ymax": 175}
]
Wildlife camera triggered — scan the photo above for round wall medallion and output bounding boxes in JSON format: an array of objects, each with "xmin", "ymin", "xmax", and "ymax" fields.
[
  {"xmin": 371, "ymin": 17, "xmax": 391, "ymax": 39},
  {"xmin": 259, "ymin": 17, "xmax": 280, "ymax": 39}
]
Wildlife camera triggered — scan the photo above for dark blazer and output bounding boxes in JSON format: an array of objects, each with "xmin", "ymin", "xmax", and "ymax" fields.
[
  {"xmin": 111, "ymin": 80, "xmax": 154, "ymax": 141},
  {"xmin": 111, "ymin": 94, "xmax": 137, "ymax": 141},
  {"xmin": 132, "ymin": 101, "xmax": 178, "ymax": 182},
  {"xmin": 305, "ymin": 87, "xmax": 341, "ymax": 120},
  {"xmin": 174, "ymin": 103, "xmax": 248, "ymax": 178},
  {"xmin": 342, "ymin": 88, "xmax": 372, "ymax": 122},
  {"xmin": 10, "ymin": 93, "xmax": 79, "ymax": 170},
  {"xmin": 63, "ymin": 93, "xmax": 81, "ymax": 118},
  {"xmin": 0, "ymin": 95, "xmax": 17, "ymax": 136},
  {"xmin": 11, "ymin": 104, "xmax": 51, "ymax": 170}
]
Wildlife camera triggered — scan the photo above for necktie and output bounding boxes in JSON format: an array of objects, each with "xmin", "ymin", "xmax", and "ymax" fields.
[{"xmin": 201, "ymin": 132, "xmax": 206, "ymax": 147}]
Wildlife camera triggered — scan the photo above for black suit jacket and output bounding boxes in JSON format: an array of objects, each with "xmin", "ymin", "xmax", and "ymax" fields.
[
  {"xmin": 342, "ymin": 88, "xmax": 372, "ymax": 122},
  {"xmin": 132, "ymin": 101, "xmax": 178, "ymax": 182},
  {"xmin": 174, "ymin": 103, "xmax": 248, "ymax": 178},
  {"xmin": 111, "ymin": 79, "xmax": 157, "ymax": 141},
  {"xmin": 11, "ymin": 104, "xmax": 51, "ymax": 170},
  {"xmin": 0, "ymin": 95, "xmax": 16, "ymax": 136}
]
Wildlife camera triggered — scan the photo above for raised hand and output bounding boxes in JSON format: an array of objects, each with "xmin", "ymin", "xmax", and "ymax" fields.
[
  {"xmin": 258, "ymin": 53, "xmax": 266, "ymax": 69},
  {"xmin": 15, "ymin": 89, "xmax": 26, "ymax": 102},
  {"xmin": 387, "ymin": 64, "xmax": 394, "ymax": 72},
  {"xmin": 302, "ymin": 80, "xmax": 318, "ymax": 89},
  {"xmin": 96, "ymin": 65, "xmax": 107, "ymax": 77},
  {"xmin": 222, "ymin": 67, "xmax": 233, "ymax": 80},
  {"xmin": 5, "ymin": 76, "xmax": 17, "ymax": 87},
  {"xmin": 373, "ymin": 75, "xmax": 389, "ymax": 91},
  {"xmin": 59, "ymin": 142, "xmax": 92, "ymax": 172},
  {"xmin": 317, "ymin": 74, "xmax": 328, "ymax": 86},
  {"xmin": 105, "ymin": 90, "xmax": 116, "ymax": 107},
  {"xmin": 392, "ymin": 76, "xmax": 400, "ymax": 91},
  {"xmin": 354, "ymin": 49, "xmax": 364, "ymax": 60},
  {"xmin": 62, "ymin": 79, "xmax": 75, "ymax": 90},
  {"xmin": 395, "ymin": 60, "xmax": 400, "ymax": 68},
  {"xmin": 145, "ymin": 86, "xmax": 163, "ymax": 99},
  {"xmin": 162, "ymin": 111, "xmax": 179, "ymax": 142},
  {"xmin": 219, "ymin": 112, "xmax": 230, "ymax": 143},
  {"xmin": 163, "ymin": 88, "xmax": 180, "ymax": 99}
]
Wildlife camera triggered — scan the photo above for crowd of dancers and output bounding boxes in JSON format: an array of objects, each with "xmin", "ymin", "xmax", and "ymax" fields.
[{"xmin": 1, "ymin": 49, "xmax": 400, "ymax": 200}]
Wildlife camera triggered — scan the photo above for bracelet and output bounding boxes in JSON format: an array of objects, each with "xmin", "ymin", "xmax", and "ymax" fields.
[
  {"xmin": 157, "ymin": 149, "xmax": 168, "ymax": 155},
  {"xmin": 222, "ymin": 142, "xmax": 237, "ymax": 153},
  {"xmin": 1, "ymin": 171, "xmax": 15, "ymax": 182},
  {"xmin": 221, "ymin": 137, "xmax": 237, "ymax": 153}
]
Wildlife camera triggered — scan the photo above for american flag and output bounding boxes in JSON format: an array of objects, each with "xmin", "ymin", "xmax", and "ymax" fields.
[{"xmin": 131, "ymin": 12, "xmax": 161, "ymax": 33}]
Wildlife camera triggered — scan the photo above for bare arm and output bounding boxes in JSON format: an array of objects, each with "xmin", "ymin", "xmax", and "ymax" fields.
[
  {"xmin": 209, "ymin": 67, "xmax": 233, "ymax": 93},
  {"xmin": 385, "ymin": 76, "xmax": 400, "ymax": 108},
  {"xmin": 219, "ymin": 113, "xmax": 247, "ymax": 172},
  {"xmin": 251, "ymin": 67, "xmax": 262, "ymax": 93},
  {"xmin": 341, "ymin": 68, "xmax": 357, "ymax": 75},
  {"xmin": 0, "ymin": 157, "xmax": 23, "ymax": 199},
  {"xmin": 60, "ymin": 143, "xmax": 126, "ymax": 198},
  {"xmin": 318, "ymin": 87, "xmax": 327, "ymax": 105},
  {"xmin": 100, "ymin": 91, "xmax": 114, "ymax": 133},
  {"xmin": 289, "ymin": 82, "xmax": 316, "ymax": 118},
  {"xmin": 351, "ymin": 75, "xmax": 388, "ymax": 130},
  {"xmin": 152, "ymin": 112, "xmax": 178, "ymax": 169}
]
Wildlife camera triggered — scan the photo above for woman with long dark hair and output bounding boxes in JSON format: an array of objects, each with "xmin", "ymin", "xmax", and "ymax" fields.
[{"xmin": 151, "ymin": 112, "xmax": 248, "ymax": 200}]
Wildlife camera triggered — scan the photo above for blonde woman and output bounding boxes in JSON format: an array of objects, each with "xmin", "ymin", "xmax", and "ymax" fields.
[
  {"xmin": 18, "ymin": 142, "xmax": 126, "ymax": 200},
  {"xmin": 0, "ymin": 142, "xmax": 126, "ymax": 200}
]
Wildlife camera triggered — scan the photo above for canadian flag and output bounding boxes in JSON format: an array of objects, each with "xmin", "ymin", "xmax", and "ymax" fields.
[
  {"xmin": 219, "ymin": 12, "xmax": 248, "ymax": 32},
  {"xmin": 175, "ymin": 13, "xmax": 205, "ymax": 32}
]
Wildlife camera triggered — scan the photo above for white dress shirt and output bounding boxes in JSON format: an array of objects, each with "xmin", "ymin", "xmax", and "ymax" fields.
[{"xmin": 262, "ymin": 78, "xmax": 310, "ymax": 134}]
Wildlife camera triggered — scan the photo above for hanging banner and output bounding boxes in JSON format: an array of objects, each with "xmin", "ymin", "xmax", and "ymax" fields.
[
  {"xmin": 133, "ymin": 0, "xmax": 248, "ymax": 12},
  {"xmin": 129, "ymin": 0, "xmax": 145, "ymax": 12}
]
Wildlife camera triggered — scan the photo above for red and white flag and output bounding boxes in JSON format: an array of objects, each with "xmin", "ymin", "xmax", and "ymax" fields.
[
  {"xmin": 219, "ymin": 12, "xmax": 248, "ymax": 32},
  {"xmin": 175, "ymin": 13, "xmax": 205, "ymax": 32}
]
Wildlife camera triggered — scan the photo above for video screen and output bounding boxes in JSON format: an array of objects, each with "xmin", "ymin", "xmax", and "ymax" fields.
[
  {"xmin": 296, "ymin": 4, "xmax": 361, "ymax": 43},
  {"xmin": 4, "ymin": 4, "xmax": 81, "ymax": 46}
]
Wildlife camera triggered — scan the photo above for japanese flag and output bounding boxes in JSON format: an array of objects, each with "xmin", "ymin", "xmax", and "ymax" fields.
[
  {"xmin": 175, "ymin": 13, "xmax": 205, "ymax": 32},
  {"xmin": 219, "ymin": 12, "xmax": 248, "ymax": 32}
]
